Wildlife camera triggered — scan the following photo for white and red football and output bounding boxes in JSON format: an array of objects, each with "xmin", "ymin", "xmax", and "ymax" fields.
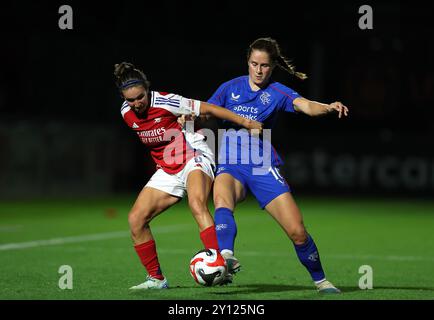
[{"xmin": 189, "ymin": 249, "xmax": 227, "ymax": 286}]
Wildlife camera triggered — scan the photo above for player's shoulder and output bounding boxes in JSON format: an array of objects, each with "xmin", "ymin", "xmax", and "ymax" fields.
[
  {"xmin": 268, "ymin": 80, "xmax": 291, "ymax": 92},
  {"xmin": 226, "ymin": 75, "xmax": 247, "ymax": 87},
  {"xmin": 268, "ymin": 81, "xmax": 300, "ymax": 98},
  {"xmin": 217, "ymin": 75, "xmax": 247, "ymax": 90},
  {"xmin": 152, "ymin": 91, "xmax": 180, "ymax": 100},
  {"xmin": 121, "ymin": 100, "xmax": 129, "ymax": 109},
  {"xmin": 120, "ymin": 101, "xmax": 130, "ymax": 115}
]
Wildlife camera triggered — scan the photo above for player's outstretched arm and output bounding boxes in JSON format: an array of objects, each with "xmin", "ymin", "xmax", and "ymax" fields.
[
  {"xmin": 293, "ymin": 97, "xmax": 349, "ymax": 118},
  {"xmin": 200, "ymin": 102, "xmax": 263, "ymax": 133}
]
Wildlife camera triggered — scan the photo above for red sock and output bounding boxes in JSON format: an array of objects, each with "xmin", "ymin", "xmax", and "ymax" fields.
[
  {"xmin": 200, "ymin": 225, "xmax": 219, "ymax": 250},
  {"xmin": 134, "ymin": 240, "xmax": 164, "ymax": 280}
]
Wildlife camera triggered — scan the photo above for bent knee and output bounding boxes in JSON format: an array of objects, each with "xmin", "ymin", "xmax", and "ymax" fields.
[
  {"xmin": 128, "ymin": 209, "xmax": 153, "ymax": 230},
  {"xmin": 288, "ymin": 226, "xmax": 308, "ymax": 245}
]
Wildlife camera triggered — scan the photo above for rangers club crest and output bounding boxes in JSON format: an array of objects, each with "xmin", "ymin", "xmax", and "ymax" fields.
[{"xmin": 260, "ymin": 92, "xmax": 271, "ymax": 105}]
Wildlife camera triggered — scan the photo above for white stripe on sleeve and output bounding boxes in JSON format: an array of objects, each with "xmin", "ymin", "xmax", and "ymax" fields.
[{"xmin": 121, "ymin": 105, "xmax": 131, "ymax": 117}]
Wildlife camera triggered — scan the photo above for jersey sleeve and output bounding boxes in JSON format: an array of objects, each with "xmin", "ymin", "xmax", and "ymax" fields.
[
  {"xmin": 207, "ymin": 82, "xmax": 228, "ymax": 107},
  {"xmin": 279, "ymin": 86, "xmax": 302, "ymax": 113},
  {"xmin": 120, "ymin": 102, "xmax": 137, "ymax": 128},
  {"xmin": 153, "ymin": 92, "xmax": 201, "ymax": 116},
  {"xmin": 179, "ymin": 96, "xmax": 201, "ymax": 116}
]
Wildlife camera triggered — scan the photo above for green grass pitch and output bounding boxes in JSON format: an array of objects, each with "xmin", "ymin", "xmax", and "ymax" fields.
[{"xmin": 1, "ymin": 195, "xmax": 434, "ymax": 300}]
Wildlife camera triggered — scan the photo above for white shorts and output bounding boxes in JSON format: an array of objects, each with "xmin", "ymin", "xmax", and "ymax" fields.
[{"xmin": 145, "ymin": 154, "xmax": 215, "ymax": 198}]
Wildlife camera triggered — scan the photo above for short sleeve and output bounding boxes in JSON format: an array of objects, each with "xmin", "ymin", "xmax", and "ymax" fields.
[
  {"xmin": 152, "ymin": 91, "xmax": 201, "ymax": 116},
  {"xmin": 179, "ymin": 97, "xmax": 201, "ymax": 116},
  {"xmin": 120, "ymin": 102, "xmax": 139, "ymax": 128},
  {"xmin": 279, "ymin": 86, "xmax": 302, "ymax": 113}
]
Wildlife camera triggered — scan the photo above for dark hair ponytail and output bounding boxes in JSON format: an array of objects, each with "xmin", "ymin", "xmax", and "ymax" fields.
[
  {"xmin": 275, "ymin": 54, "xmax": 308, "ymax": 80},
  {"xmin": 113, "ymin": 62, "xmax": 150, "ymax": 91},
  {"xmin": 247, "ymin": 37, "xmax": 307, "ymax": 80}
]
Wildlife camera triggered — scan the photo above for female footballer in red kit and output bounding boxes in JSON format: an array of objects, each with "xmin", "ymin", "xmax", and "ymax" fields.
[{"xmin": 114, "ymin": 62, "xmax": 262, "ymax": 289}]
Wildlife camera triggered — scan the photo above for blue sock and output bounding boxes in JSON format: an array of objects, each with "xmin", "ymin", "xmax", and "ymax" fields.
[
  {"xmin": 214, "ymin": 207, "xmax": 237, "ymax": 253},
  {"xmin": 294, "ymin": 234, "xmax": 326, "ymax": 282}
]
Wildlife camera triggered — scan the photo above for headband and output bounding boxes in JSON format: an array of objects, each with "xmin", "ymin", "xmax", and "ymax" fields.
[{"xmin": 120, "ymin": 79, "xmax": 144, "ymax": 89}]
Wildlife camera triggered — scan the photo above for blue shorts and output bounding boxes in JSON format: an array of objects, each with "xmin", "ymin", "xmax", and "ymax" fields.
[{"xmin": 216, "ymin": 164, "xmax": 291, "ymax": 209}]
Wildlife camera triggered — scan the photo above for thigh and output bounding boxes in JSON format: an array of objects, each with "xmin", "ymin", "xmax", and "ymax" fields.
[
  {"xmin": 213, "ymin": 172, "xmax": 246, "ymax": 210},
  {"xmin": 131, "ymin": 185, "xmax": 181, "ymax": 220},
  {"xmin": 182, "ymin": 154, "xmax": 216, "ymax": 199},
  {"xmin": 186, "ymin": 169, "xmax": 213, "ymax": 202}
]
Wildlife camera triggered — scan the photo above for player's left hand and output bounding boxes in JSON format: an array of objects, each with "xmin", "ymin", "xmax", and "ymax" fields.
[
  {"xmin": 327, "ymin": 102, "xmax": 349, "ymax": 118},
  {"xmin": 242, "ymin": 119, "xmax": 263, "ymax": 135}
]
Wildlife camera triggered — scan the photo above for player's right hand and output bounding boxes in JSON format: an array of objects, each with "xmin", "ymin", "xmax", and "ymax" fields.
[{"xmin": 177, "ymin": 113, "xmax": 197, "ymax": 128}]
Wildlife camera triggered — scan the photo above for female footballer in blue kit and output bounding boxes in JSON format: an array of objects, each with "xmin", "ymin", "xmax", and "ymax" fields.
[{"xmin": 209, "ymin": 37, "xmax": 349, "ymax": 293}]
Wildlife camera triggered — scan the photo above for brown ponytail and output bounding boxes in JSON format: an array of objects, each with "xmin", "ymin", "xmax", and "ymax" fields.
[{"xmin": 275, "ymin": 55, "xmax": 308, "ymax": 80}]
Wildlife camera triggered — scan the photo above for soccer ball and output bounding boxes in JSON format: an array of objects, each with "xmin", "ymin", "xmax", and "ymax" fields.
[{"xmin": 189, "ymin": 249, "xmax": 227, "ymax": 286}]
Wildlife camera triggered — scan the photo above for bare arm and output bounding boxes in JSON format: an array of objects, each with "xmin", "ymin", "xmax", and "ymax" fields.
[
  {"xmin": 200, "ymin": 102, "xmax": 263, "ymax": 132},
  {"xmin": 293, "ymin": 97, "xmax": 349, "ymax": 118}
]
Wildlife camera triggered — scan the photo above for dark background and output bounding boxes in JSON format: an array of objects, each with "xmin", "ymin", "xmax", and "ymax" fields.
[{"xmin": 1, "ymin": 0, "xmax": 433, "ymax": 198}]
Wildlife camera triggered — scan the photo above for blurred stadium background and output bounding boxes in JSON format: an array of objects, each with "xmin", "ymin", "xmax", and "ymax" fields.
[{"xmin": 1, "ymin": 0, "xmax": 434, "ymax": 300}]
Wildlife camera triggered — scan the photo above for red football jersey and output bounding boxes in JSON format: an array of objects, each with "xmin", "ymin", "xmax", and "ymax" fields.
[{"xmin": 121, "ymin": 91, "xmax": 205, "ymax": 174}]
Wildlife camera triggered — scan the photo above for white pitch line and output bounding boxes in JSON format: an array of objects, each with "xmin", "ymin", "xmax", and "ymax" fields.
[
  {"xmin": 0, "ymin": 225, "xmax": 23, "ymax": 232},
  {"xmin": 2, "ymin": 229, "xmax": 433, "ymax": 263},
  {"xmin": 0, "ymin": 225, "xmax": 189, "ymax": 251}
]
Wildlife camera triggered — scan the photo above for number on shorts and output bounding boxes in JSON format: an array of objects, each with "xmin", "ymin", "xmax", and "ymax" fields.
[{"xmin": 269, "ymin": 166, "xmax": 284, "ymax": 184}]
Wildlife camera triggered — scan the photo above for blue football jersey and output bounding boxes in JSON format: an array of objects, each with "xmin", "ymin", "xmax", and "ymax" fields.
[{"xmin": 208, "ymin": 75, "xmax": 301, "ymax": 166}]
